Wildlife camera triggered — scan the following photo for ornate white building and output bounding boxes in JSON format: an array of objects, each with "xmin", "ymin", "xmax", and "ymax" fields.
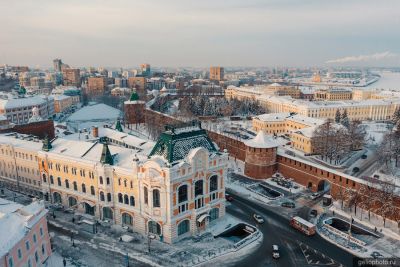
[{"xmin": 0, "ymin": 122, "xmax": 227, "ymax": 244}]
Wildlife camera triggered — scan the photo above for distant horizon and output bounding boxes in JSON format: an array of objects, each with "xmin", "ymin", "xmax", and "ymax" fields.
[{"xmin": 1, "ymin": 0, "xmax": 399, "ymax": 68}]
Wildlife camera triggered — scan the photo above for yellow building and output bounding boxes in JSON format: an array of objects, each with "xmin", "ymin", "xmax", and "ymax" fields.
[
  {"xmin": 314, "ymin": 88, "xmax": 352, "ymax": 101},
  {"xmin": 0, "ymin": 123, "xmax": 227, "ymax": 244}
]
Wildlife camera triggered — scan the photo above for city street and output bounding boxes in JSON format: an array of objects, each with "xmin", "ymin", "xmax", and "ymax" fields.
[{"xmin": 225, "ymin": 190, "xmax": 354, "ymax": 267}]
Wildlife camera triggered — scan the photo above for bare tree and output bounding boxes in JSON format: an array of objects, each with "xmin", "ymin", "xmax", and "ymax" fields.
[
  {"xmin": 374, "ymin": 179, "xmax": 397, "ymax": 227},
  {"xmin": 344, "ymin": 187, "xmax": 362, "ymax": 215},
  {"xmin": 358, "ymin": 182, "xmax": 377, "ymax": 221}
]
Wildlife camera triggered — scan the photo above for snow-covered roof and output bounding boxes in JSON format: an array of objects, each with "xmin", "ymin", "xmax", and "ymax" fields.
[
  {"xmin": 0, "ymin": 133, "xmax": 43, "ymax": 151},
  {"xmin": 0, "ymin": 95, "xmax": 50, "ymax": 110},
  {"xmin": 254, "ymin": 113, "xmax": 290, "ymax": 122},
  {"xmin": 268, "ymin": 83, "xmax": 282, "ymax": 87},
  {"xmin": 244, "ymin": 131, "xmax": 278, "ymax": 148},
  {"xmin": 67, "ymin": 103, "xmax": 121, "ymax": 122},
  {"xmin": 0, "ymin": 199, "xmax": 47, "ymax": 257}
]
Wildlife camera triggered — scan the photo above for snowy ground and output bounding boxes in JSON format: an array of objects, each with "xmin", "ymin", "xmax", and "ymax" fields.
[
  {"xmin": 47, "ymin": 208, "xmax": 262, "ymax": 267},
  {"xmin": 316, "ymin": 201, "xmax": 400, "ymax": 259}
]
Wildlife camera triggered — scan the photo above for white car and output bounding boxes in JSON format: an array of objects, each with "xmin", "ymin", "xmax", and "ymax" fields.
[
  {"xmin": 272, "ymin": 245, "xmax": 280, "ymax": 259},
  {"xmin": 253, "ymin": 214, "xmax": 264, "ymax": 224},
  {"xmin": 310, "ymin": 192, "xmax": 322, "ymax": 200}
]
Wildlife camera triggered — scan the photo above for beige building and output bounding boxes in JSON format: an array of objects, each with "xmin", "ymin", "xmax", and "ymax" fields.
[
  {"xmin": 53, "ymin": 95, "xmax": 74, "ymax": 113},
  {"xmin": 210, "ymin": 66, "xmax": 224, "ymax": 81},
  {"xmin": 0, "ymin": 123, "xmax": 227, "ymax": 244},
  {"xmin": 62, "ymin": 68, "xmax": 81, "ymax": 87},
  {"xmin": 264, "ymin": 83, "xmax": 301, "ymax": 99},
  {"xmin": 314, "ymin": 88, "xmax": 352, "ymax": 101},
  {"xmin": 87, "ymin": 77, "xmax": 108, "ymax": 96}
]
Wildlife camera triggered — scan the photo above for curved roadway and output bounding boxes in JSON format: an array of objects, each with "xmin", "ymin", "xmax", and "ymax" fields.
[{"xmin": 226, "ymin": 190, "xmax": 355, "ymax": 267}]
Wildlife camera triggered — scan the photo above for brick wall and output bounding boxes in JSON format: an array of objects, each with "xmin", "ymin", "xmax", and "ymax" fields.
[{"xmin": 0, "ymin": 120, "xmax": 55, "ymax": 139}]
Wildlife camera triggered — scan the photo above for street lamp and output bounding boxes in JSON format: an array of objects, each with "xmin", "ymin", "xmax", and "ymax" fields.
[{"xmin": 147, "ymin": 233, "xmax": 156, "ymax": 254}]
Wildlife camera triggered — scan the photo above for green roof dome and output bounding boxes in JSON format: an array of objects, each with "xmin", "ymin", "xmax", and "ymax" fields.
[{"xmin": 130, "ymin": 92, "xmax": 139, "ymax": 101}]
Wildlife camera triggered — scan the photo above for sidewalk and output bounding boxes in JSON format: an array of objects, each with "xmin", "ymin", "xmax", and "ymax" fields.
[{"xmin": 47, "ymin": 208, "xmax": 262, "ymax": 267}]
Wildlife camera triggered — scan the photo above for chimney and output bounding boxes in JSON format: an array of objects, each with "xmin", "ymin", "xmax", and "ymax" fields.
[{"xmin": 92, "ymin": 126, "xmax": 99, "ymax": 138}]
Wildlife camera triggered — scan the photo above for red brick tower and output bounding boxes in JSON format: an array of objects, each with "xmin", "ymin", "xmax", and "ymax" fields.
[
  {"xmin": 244, "ymin": 131, "xmax": 278, "ymax": 179},
  {"xmin": 124, "ymin": 91, "xmax": 145, "ymax": 125}
]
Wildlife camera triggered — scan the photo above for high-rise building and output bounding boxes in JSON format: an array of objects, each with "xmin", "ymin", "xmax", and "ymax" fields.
[
  {"xmin": 140, "ymin": 63, "xmax": 151, "ymax": 77},
  {"xmin": 210, "ymin": 66, "xmax": 224, "ymax": 81},
  {"xmin": 62, "ymin": 68, "xmax": 81, "ymax": 87},
  {"xmin": 87, "ymin": 77, "xmax": 108, "ymax": 96},
  {"xmin": 53, "ymin": 58, "xmax": 63, "ymax": 72},
  {"xmin": 127, "ymin": 77, "xmax": 147, "ymax": 98}
]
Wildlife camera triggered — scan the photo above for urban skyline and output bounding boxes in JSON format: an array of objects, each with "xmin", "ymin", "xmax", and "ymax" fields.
[{"xmin": 1, "ymin": 0, "xmax": 400, "ymax": 68}]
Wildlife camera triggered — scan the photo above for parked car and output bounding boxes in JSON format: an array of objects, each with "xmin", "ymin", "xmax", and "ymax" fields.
[
  {"xmin": 352, "ymin": 167, "xmax": 360, "ymax": 173},
  {"xmin": 272, "ymin": 245, "xmax": 280, "ymax": 259},
  {"xmin": 361, "ymin": 154, "xmax": 367, "ymax": 159},
  {"xmin": 225, "ymin": 194, "xmax": 234, "ymax": 202},
  {"xmin": 310, "ymin": 192, "xmax": 322, "ymax": 200},
  {"xmin": 281, "ymin": 202, "xmax": 295, "ymax": 208},
  {"xmin": 310, "ymin": 209, "xmax": 318, "ymax": 217},
  {"xmin": 253, "ymin": 214, "xmax": 264, "ymax": 224}
]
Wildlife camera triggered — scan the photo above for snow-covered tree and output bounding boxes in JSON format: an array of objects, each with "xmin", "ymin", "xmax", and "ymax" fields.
[
  {"xmin": 340, "ymin": 109, "xmax": 350, "ymax": 129},
  {"xmin": 374, "ymin": 179, "xmax": 397, "ymax": 227},
  {"xmin": 335, "ymin": 109, "xmax": 341, "ymax": 123}
]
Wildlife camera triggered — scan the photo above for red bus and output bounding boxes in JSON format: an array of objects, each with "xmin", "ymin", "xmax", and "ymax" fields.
[{"xmin": 290, "ymin": 216, "xmax": 316, "ymax": 236}]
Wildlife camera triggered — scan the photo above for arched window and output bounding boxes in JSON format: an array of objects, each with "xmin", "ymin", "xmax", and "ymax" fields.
[
  {"xmin": 148, "ymin": 221, "xmax": 161, "ymax": 235},
  {"xmin": 53, "ymin": 192, "xmax": 62, "ymax": 203},
  {"xmin": 153, "ymin": 189, "xmax": 160, "ymax": 207},
  {"xmin": 210, "ymin": 175, "xmax": 218, "ymax": 192},
  {"xmin": 50, "ymin": 175, "xmax": 54, "ymax": 184},
  {"xmin": 106, "ymin": 177, "xmax": 110, "ymax": 185},
  {"xmin": 100, "ymin": 191, "xmax": 105, "ymax": 201},
  {"xmin": 122, "ymin": 213, "xmax": 133, "ymax": 225},
  {"xmin": 130, "ymin": 196, "xmax": 135, "ymax": 206},
  {"xmin": 99, "ymin": 176, "xmax": 103, "ymax": 184},
  {"xmin": 124, "ymin": 179, "xmax": 127, "ymax": 187},
  {"xmin": 118, "ymin": 193, "xmax": 123, "ymax": 203},
  {"xmin": 73, "ymin": 181, "xmax": 77, "ymax": 191},
  {"xmin": 178, "ymin": 185, "xmax": 188, "ymax": 203},
  {"xmin": 209, "ymin": 175, "xmax": 218, "ymax": 201},
  {"xmin": 42, "ymin": 174, "xmax": 47, "ymax": 183},
  {"xmin": 178, "ymin": 220, "xmax": 190, "ymax": 236},
  {"xmin": 82, "ymin": 183, "xmax": 86, "ymax": 193},
  {"xmin": 195, "ymin": 180, "xmax": 203, "ymax": 197},
  {"xmin": 90, "ymin": 186, "xmax": 95, "ymax": 196},
  {"xmin": 57, "ymin": 177, "xmax": 61, "ymax": 186},
  {"xmin": 124, "ymin": 194, "xmax": 129, "ymax": 204},
  {"xmin": 118, "ymin": 178, "xmax": 121, "ymax": 186},
  {"xmin": 65, "ymin": 179, "xmax": 69, "ymax": 189},
  {"xmin": 107, "ymin": 193, "xmax": 112, "ymax": 202}
]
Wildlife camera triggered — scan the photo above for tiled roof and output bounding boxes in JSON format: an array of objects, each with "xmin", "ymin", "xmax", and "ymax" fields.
[{"xmin": 149, "ymin": 123, "xmax": 217, "ymax": 163}]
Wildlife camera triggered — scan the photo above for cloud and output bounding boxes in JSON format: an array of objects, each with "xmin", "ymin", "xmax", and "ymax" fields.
[{"xmin": 326, "ymin": 51, "xmax": 398, "ymax": 64}]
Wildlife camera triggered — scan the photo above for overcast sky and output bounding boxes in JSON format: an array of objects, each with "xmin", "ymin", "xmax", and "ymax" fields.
[{"xmin": 1, "ymin": 0, "xmax": 399, "ymax": 68}]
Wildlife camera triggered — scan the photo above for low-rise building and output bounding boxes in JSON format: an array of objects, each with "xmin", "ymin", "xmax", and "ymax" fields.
[{"xmin": 0, "ymin": 199, "xmax": 52, "ymax": 267}]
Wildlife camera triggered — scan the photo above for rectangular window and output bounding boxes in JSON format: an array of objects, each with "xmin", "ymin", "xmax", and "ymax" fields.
[
  {"xmin": 33, "ymin": 234, "xmax": 37, "ymax": 243},
  {"xmin": 40, "ymin": 227, "xmax": 43, "ymax": 236},
  {"xmin": 18, "ymin": 248, "xmax": 22, "ymax": 259},
  {"xmin": 25, "ymin": 240, "xmax": 30, "ymax": 250}
]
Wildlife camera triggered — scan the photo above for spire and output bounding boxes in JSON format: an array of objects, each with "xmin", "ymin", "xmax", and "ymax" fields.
[
  {"xmin": 100, "ymin": 143, "xmax": 114, "ymax": 165},
  {"xmin": 115, "ymin": 119, "xmax": 123, "ymax": 132},
  {"xmin": 42, "ymin": 135, "xmax": 52, "ymax": 151},
  {"xmin": 129, "ymin": 91, "xmax": 139, "ymax": 101}
]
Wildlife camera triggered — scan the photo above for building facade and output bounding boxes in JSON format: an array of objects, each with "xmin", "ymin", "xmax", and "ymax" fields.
[
  {"xmin": 210, "ymin": 67, "xmax": 224, "ymax": 81},
  {"xmin": 62, "ymin": 68, "xmax": 81, "ymax": 87},
  {"xmin": 0, "ymin": 199, "xmax": 52, "ymax": 267},
  {"xmin": 87, "ymin": 77, "xmax": 108, "ymax": 96},
  {"xmin": 0, "ymin": 123, "xmax": 227, "ymax": 244},
  {"xmin": 0, "ymin": 95, "xmax": 54, "ymax": 125}
]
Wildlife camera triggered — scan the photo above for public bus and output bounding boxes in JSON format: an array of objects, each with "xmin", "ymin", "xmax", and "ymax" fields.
[{"xmin": 290, "ymin": 216, "xmax": 316, "ymax": 236}]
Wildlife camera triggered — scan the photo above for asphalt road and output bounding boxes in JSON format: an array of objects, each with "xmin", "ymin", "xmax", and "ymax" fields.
[{"xmin": 225, "ymin": 190, "xmax": 355, "ymax": 267}]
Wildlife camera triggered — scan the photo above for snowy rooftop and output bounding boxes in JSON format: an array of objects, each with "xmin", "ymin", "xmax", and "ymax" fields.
[
  {"xmin": 254, "ymin": 112, "xmax": 325, "ymax": 126},
  {"xmin": 244, "ymin": 131, "xmax": 279, "ymax": 149},
  {"xmin": 0, "ymin": 199, "xmax": 47, "ymax": 257},
  {"xmin": 62, "ymin": 127, "xmax": 155, "ymax": 155},
  {"xmin": 0, "ymin": 133, "xmax": 43, "ymax": 151},
  {"xmin": 0, "ymin": 95, "xmax": 51, "ymax": 109},
  {"xmin": 67, "ymin": 103, "xmax": 121, "ymax": 122}
]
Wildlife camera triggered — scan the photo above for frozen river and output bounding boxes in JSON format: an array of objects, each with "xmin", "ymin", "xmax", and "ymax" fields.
[{"xmin": 367, "ymin": 71, "xmax": 400, "ymax": 90}]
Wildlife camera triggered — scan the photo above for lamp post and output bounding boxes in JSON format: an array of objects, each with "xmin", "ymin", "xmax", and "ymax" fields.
[{"xmin": 147, "ymin": 233, "xmax": 156, "ymax": 254}]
